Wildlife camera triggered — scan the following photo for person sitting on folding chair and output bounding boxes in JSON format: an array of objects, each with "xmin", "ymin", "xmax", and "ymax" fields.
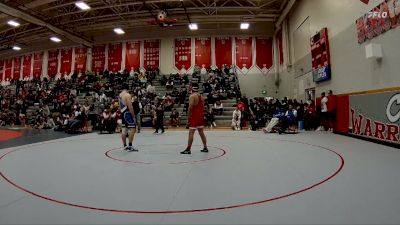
[{"xmin": 278, "ymin": 104, "xmax": 297, "ymax": 134}]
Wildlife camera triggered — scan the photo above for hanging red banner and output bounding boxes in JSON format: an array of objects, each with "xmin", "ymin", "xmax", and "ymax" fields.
[
  {"xmin": 60, "ymin": 48, "xmax": 72, "ymax": 76},
  {"xmin": 47, "ymin": 50, "xmax": 58, "ymax": 78},
  {"xmin": 174, "ymin": 38, "xmax": 192, "ymax": 72},
  {"xmin": 276, "ymin": 30, "xmax": 284, "ymax": 65},
  {"xmin": 215, "ymin": 37, "xmax": 232, "ymax": 68},
  {"xmin": 235, "ymin": 37, "xmax": 253, "ymax": 73},
  {"xmin": 143, "ymin": 40, "xmax": 160, "ymax": 70},
  {"xmin": 108, "ymin": 43, "xmax": 122, "ymax": 73},
  {"xmin": 125, "ymin": 41, "xmax": 141, "ymax": 72},
  {"xmin": 92, "ymin": 45, "xmax": 106, "ymax": 73},
  {"xmin": 22, "ymin": 54, "xmax": 32, "ymax": 79},
  {"xmin": 74, "ymin": 47, "xmax": 87, "ymax": 73},
  {"xmin": 256, "ymin": 37, "xmax": 273, "ymax": 74},
  {"xmin": 13, "ymin": 57, "xmax": 21, "ymax": 80},
  {"xmin": 4, "ymin": 59, "xmax": 12, "ymax": 80},
  {"xmin": 194, "ymin": 37, "xmax": 211, "ymax": 69},
  {"xmin": 0, "ymin": 60, "xmax": 3, "ymax": 81},
  {"xmin": 33, "ymin": 52, "xmax": 43, "ymax": 78},
  {"xmin": 357, "ymin": 0, "xmax": 394, "ymax": 44}
]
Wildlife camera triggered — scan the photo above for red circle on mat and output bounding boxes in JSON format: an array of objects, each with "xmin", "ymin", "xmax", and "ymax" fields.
[
  {"xmin": 0, "ymin": 137, "xmax": 344, "ymax": 214},
  {"xmin": 105, "ymin": 144, "xmax": 226, "ymax": 165},
  {"xmin": 0, "ymin": 130, "xmax": 23, "ymax": 141}
]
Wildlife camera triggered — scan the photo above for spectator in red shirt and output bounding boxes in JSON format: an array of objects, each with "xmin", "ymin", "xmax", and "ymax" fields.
[{"xmin": 304, "ymin": 100, "xmax": 316, "ymax": 130}]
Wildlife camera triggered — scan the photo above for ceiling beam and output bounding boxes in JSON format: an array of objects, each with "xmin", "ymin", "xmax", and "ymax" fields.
[
  {"xmin": 0, "ymin": 2, "xmax": 92, "ymax": 47},
  {"xmin": 24, "ymin": 0, "xmax": 59, "ymax": 9},
  {"xmin": 275, "ymin": 0, "xmax": 296, "ymax": 28},
  {"xmin": 60, "ymin": 9, "xmax": 280, "ymax": 26}
]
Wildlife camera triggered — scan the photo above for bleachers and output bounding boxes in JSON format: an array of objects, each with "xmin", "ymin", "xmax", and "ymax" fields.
[{"xmin": 18, "ymin": 71, "xmax": 240, "ymax": 129}]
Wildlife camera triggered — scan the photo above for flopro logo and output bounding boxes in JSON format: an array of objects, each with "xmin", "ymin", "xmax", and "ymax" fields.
[
  {"xmin": 367, "ymin": 11, "xmax": 388, "ymax": 18},
  {"xmin": 386, "ymin": 93, "xmax": 400, "ymax": 123}
]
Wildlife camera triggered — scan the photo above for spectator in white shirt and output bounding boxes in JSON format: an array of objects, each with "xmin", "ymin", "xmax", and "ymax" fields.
[
  {"xmin": 146, "ymin": 83, "xmax": 156, "ymax": 100},
  {"xmin": 231, "ymin": 108, "xmax": 242, "ymax": 131},
  {"xmin": 213, "ymin": 100, "xmax": 223, "ymax": 115},
  {"xmin": 317, "ymin": 92, "xmax": 328, "ymax": 131}
]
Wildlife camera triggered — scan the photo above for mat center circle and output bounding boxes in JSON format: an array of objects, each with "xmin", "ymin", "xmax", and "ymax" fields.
[{"xmin": 105, "ymin": 144, "xmax": 227, "ymax": 165}]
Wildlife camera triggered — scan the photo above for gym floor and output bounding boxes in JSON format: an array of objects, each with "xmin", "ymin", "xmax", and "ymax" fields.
[{"xmin": 0, "ymin": 129, "xmax": 399, "ymax": 224}]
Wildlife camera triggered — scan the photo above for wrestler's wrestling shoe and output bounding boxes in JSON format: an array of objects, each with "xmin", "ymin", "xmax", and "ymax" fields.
[
  {"xmin": 200, "ymin": 148, "xmax": 209, "ymax": 153},
  {"xmin": 180, "ymin": 149, "xmax": 191, "ymax": 154}
]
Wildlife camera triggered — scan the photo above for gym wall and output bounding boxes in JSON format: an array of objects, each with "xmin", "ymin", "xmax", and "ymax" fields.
[{"xmin": 278, "ymin": 0, "xmax": 400, "ymax": 99}]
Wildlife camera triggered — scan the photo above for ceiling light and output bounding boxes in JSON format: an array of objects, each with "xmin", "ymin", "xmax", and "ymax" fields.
[
  {"xmin": 50, "ymin": 36, "xmax": 62, "ymax": 42},
  {"xmin": 75, "ymin": 1, "xmax": 91, "ymax": 10},
  {"xmin": 189, "ymin": 23, "xmax": 198, "ymax": 30},
  {"xmin": 240, "ymin": 22, "xmax": 250, "ymax": 30},
  {"xmin": 12, "ymin": 46, "xmax": 21, "ymax": 51},
  {"xmin": 113, "ymin": 28, "xmax": 125, "ymax": 34},
  {"xmin": 7, "ymin": 20, "xmax": 20, "ymax": 27}
]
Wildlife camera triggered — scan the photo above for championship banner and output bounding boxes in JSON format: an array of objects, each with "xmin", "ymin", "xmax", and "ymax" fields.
[
  {"xmin": 311, "ymin": 27, "xmax": 331, "ymax": 83},
  {"xmin": 47, "ymin": 50, "xmax": 59, "ymax": 78},
  {"xmin": 125, "ymin": 41, "xmax": 141, "ymax": 72},
  {"xmin": 33, "ymin": 52, "xmax": 43, "ymax": 78},
  {"xmin": 195, "ymin": 37, "xmax": 211, "ymax": 69},
  {"xmin": 174, "ymin": 38, "xmax": 192, "ymax": 72},
  {"xmin": 143, "ymin": 40, "xmax": 160, "ymax": 70},
  {"xmin": 356, "ymin": 0, "xmax": 397, "ymax": 44},
  {"xmin": 235, "ymin": 37, "xmax": 253, "ymax": 74},
  {"xmin": 22, "ymin": 54, "xmax": 32, "ymax": 79},
  {"xmin": 74, "ymin": 47, "xmax": 87, "ymax": 73},
  {"xmin": 356, "ymin": 17, "xmax": 367, "ymax": 44},
  {"xmin": 108, "ymin": 43, "xmax": 122, "ymax": 73},
  {"xmin": 349, "ymin": 91, "xmax": 400, "ymax": 145},
  {"xmin": 13, "ymin": 57, "xmax": 21, "ymax": 80},
  {"xmin": 215, "ymin": 37, "xmax": 232, "ymax": 68},
  {"xmin": 60, "ymin": 48, "xmax": 72, "ymax": 76},
  {"xmin": 4, "ymin": 59, "xmax": 12, "ymax": 80},
  {"xmin": 388, "ymin": 0, "xmax": 400, "ymax": 28},
  {"xmin": 92, "ymin": 45, "xmax": 106, "ymax": 73},
  {"xmin": 255, "ymin": 37, "xmax": 273, "ymax": 74}
]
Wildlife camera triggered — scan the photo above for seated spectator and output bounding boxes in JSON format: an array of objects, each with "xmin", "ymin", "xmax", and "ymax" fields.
[
  {"xmin": 166, "ymin": 78, "xmax": 174, "ymax": 90},
  {"xmin": 176, "ymin": 86, "xmax": 187, "ymax": 106},
  {"xmin": 169, "ymin": 108, "xmax": 180, "ymax": 127},
  {"xmin": 213, "ymin": 100, "xmax": 223, "ymax": 115},
  {"xmin": 263, "ymin": 107, "xmax": 285, "ymax": 133},
  {"xmin": 164, "ymin": 94, "xmax": 174, "ymax": 111},
  {"xmin": 205, "ymin": 107, "xmax": 216, "ymax": 128},
  {"xmin": 65, "ymin": 107, "xmax": 85, "ymax": 133},
  {"xmin": 146, "ymin": 82, "xmax": 156, "ymax": 100},
  {"xmin": 100, "ymin": 108, "xmax": 116, "ymax": 133},
  {"xmin": 278, "ymin": 104, "xmax": 298, "ymax": 134},
  {"xmin": 231, "ymin": 108, "xmax": 242, "ymax": 131},
  {"xmin": 54, "ymin": 116, "xmax": 65, "ymax": 131},
  {"xmin": 160, "ymin": 75, "xmax": 168, "ymax": 85},
  {"xmin": 139, "ymin": 73, "xmax": 147, "ymax": 86},
  {"xmin": 171, "ymin": 87, "xmax": 179, "ymax": 97},
  {"xmin": 208, "ymin": 90, "xmax": 220, "ymax": 105}
]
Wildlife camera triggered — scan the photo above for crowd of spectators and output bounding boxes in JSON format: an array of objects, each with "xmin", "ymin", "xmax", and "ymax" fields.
[
  {"xmin": 1, "ymin": 63, "xmax": 336, "ymax": 135},
  {"xmin": 228, "ymin": 91, "xmax": 337, "ymax": 134},
  {"xmin": 0, "ymin": 68, "xmax": 161, "ymax": 133}
]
